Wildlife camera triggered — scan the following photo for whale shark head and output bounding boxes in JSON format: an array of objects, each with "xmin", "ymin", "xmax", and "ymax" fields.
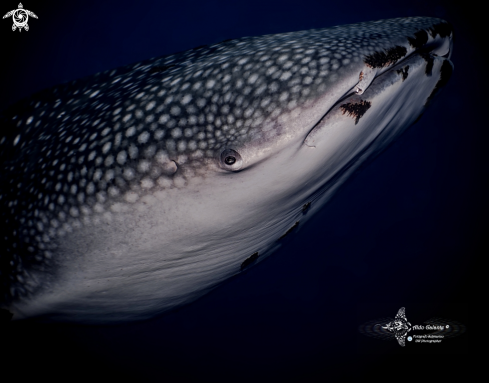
[{"xmin": 0, "ymin": 17, "xmax": 453, "ymax": 323}]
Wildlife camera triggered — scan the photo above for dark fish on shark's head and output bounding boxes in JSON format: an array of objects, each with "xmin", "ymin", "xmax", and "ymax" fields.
[{"xmin": 0, "ymin": 17, "xmax": 453, "ymax": 323}]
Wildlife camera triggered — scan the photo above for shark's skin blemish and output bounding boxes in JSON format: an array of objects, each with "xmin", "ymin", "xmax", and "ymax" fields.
[
  {"xmin": 364, "ymin": 46, "xmax": 407, "ymax": 68},
  {"xmin": 413, "ymin": 112, "xmax": 425, "ymax": 125},
  {"xmin": 340, "ymin": 100, "xmax": 372, "ymax": 124},
  {"xmin": 407, "ymin": 30, "xmax": 429, "ymax": 49},
  {"xmin": 240, "ymin": 252, "xmax": 259, "ymax": 271},
  {"xmin": 397, "ymin": 65, "xmax": 410, "ymax": 81},
  {"xmin": 425, "ymin": 59, "xmax": 453, "ymax": 106},
  {"xmin": 428, "ymin": 22, "xmax": 453, "ymax": 38},
  {"xmin": 419, "ymin": 52, "xmax": 435, "ymax": 75},
  {"xmin": 302, "ymin": 202, "xmax": 311, "ymax": 213},
  {"xmin": 279, "ymin": 221, "xmax": 299, "ymax": 240}
]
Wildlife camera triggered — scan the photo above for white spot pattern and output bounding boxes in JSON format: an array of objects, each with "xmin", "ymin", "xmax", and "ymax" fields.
[{"xmin": 0, "ymin": 16, "xmax": 449, "ymax": 300}]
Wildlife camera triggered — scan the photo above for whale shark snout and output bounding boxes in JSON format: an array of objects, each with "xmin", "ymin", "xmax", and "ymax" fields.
[{"xmin": 0, "ymin": 17, "xmax": 453, "ymax": 323}]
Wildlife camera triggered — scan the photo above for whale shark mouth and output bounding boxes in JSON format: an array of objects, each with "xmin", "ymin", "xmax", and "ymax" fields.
[{"xmin": 304, "ymin": 22, "xmax": 453, "ymax": 144}]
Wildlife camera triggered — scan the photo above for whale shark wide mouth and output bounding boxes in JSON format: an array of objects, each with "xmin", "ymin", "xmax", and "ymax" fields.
[{"xmin": 304, "ymin": 23, "xmax": 454, "ymax": 144}]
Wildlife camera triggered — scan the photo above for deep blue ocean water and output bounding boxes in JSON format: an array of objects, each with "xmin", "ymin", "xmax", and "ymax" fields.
[{"xmin": 1, "ymin": 0, "xmax": 481, "ymax": 380}]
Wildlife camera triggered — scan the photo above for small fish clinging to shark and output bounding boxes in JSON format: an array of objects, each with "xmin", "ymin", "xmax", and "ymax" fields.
[{"xmin": 0, "ymin": 17, "xmax": 453, "ymax": 323}]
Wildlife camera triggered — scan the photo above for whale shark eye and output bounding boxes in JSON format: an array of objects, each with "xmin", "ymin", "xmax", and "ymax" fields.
[
  {"xmin": 225, "ymin": 156, "xmax": 236, "ymax": 165},
  {"xmin": 220, "ymin": 148, "xmax": 242, "ymax": 171}
]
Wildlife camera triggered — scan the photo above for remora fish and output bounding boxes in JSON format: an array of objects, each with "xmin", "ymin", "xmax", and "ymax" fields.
[{"xmin": 0, "ymin": 17, "xmax": 453, "ymax": 323}]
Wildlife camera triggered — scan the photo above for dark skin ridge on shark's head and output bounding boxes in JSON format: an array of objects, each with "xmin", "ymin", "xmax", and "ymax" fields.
[{"xmin": 0, "ymin": 17, "xmax": 453, "ymax": 323}]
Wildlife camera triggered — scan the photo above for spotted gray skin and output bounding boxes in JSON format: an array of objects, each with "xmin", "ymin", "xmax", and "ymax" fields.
[{"xmin": 0, "ymin": 17, "xmax": 453, "ymax": 322}]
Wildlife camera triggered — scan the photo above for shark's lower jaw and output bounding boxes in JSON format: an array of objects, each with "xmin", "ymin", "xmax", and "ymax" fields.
[{"xmin": 1, "ymin": 17, "xmax": 453, "ymax": 323}]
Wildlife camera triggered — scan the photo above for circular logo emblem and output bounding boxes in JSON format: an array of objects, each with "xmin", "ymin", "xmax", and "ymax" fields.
[
  {"xmin": 12, "ymin": 8, "xmax": 28, "ymax": 28},
  {"xmin": 3, "ymin": 3, "xmax": 38, "ymax": 32}
]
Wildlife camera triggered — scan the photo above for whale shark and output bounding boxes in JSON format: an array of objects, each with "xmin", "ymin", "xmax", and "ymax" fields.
[{"xmin": 0, "ymin": 17, "xmax": 453, "ymax": 323}]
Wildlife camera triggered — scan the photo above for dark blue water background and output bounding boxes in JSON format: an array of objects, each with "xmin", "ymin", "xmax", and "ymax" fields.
[{"xmin": 1, "ymin": 0, "xmax": 481, "ymax": 380}]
